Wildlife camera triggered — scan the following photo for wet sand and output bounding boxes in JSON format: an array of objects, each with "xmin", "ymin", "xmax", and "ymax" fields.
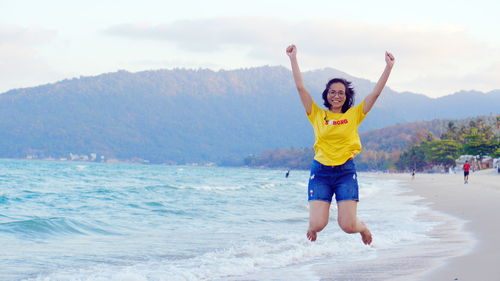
[
  {"xmin": 380, "ymin": 169, "xmax": 500, "ymax": 281},
  {"xmin": 312, "ymin": 169, "xmax": 500, "ymax": 281}
]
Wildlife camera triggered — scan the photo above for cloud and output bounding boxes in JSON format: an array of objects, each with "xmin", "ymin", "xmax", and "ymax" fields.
[
  {"xmin": 394, "ymin": 60, "xmax": 500, "ymax": 96},
  {"xmin": 3, "ymin": 18, "xmax": 498, "ymax": 96},
  {"xmin": 0, "ymin": 23, "xmax": 59, "ymax": 92},
  {"xmin": 104, "ymin": 18, "xmax": 290, "ymax": 53},
  {"xmin": 0, "ymin": 22, "xmax": 55, "ymax": 45},
  {"xmin": 103, "ymin": 18, "xmax": 489, "ymax": 59},
  {"xmin": 105, "ymin": 18, "xmax": 500, "ymax": 97}
]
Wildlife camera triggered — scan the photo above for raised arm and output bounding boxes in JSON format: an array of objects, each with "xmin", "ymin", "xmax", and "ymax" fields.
[
  {"xmin": 286, "ymin": 45, "xmax": 313, "ymax": 115},
  {"xmin": 363, "ymin": 51, "xmax": 395, "ymax": 114}
]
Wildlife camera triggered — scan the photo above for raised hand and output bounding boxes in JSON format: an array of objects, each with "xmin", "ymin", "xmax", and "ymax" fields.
[
  {"xmin": 385, "ymin": 51, "xmax": 395, "ymax": 68},
  {"xmin": 286, "ymin": 44, "xmax": 297, "ymax": 58}
]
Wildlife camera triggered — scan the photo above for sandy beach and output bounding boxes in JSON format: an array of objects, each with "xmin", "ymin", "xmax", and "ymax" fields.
[
  {"xmin": 311, "ymin": 168, "xmax": 500, "ymax": 281},
  {"xmin": 382, "ymin": 169, "xmax": 500, "ymax": 281}
]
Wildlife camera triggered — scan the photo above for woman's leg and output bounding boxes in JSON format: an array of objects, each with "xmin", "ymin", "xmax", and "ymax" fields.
[
  {"xmin": 307, "ymin": 200, "xmax": 330, "ymax": 241},
  {"xmin": 337, "ymin": 200, "xmax": 372, "ymax": 245}
]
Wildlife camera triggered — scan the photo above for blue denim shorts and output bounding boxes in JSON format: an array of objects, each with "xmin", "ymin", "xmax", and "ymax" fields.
[{"xmin": 308, "ymin": 159, "xmax": 359, "ymax": 203}]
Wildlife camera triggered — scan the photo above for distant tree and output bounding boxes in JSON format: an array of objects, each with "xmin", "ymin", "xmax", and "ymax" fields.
[
  {"xmin": 475, "ymin": 118, "xmax": 496, "ymax": 140},
  {"xmin": 389, "ymin": 149, "xmax": 401, "ymax": 163},
  {"xmin": 463, "ymin": 135, "xmax": 499, "ymax": 160},
  {"xmin": 441, "ymin": 121, "xmax": 459, "ymax": 141},
  {"xmin": 396, "ymin": 144, "xmax": 427, "ymax": 171},
  {"xmin": 462, "ymin": 118, "xmax": 498, "ymax": 160},
  {"xmin": 469, "ymin": 120, "xmax": 477, "ymax": 129},
  {"xmin": 421, "ymin": 139, "xmax": 462, "ymax": 172},
  {"xmin": 491, "ymin": 147, "xmax": 500, "ymax": 158},
  {"xmin": 409, "ymin": 129, "xmax": 433, "ymax": 146},
  {"xmin": 425, "ymin": 132, "xmax": 437, "ymax": 142}
]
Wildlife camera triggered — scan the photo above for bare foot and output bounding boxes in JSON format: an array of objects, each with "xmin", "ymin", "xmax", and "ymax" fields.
[
  {"xmin": 306, "ymin": 228, "xmax": 317, "ymax": 242},
  {"xmin": 360, "ymin": 224, "xmax": 372, "ymax": 245}
]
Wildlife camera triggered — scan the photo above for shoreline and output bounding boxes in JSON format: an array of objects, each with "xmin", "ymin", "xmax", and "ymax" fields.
[{"xmin": 376, "ymin": 169, "xmax": 500, "ymax": 281}]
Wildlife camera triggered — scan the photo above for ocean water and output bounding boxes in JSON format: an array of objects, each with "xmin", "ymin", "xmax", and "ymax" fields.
[{"xmin": 0, "ymin": 160, "xmax": 461, "ymax": 281}]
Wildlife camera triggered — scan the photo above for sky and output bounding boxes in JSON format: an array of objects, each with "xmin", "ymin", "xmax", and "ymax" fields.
[{"xmin": 1, "ymin": 0, "xmax": 500, "ymax": 98}]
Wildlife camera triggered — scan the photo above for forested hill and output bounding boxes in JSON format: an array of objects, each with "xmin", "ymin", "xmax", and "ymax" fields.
[
  {"xmin": 361, "ymin": 115, "xmax": 500, "ymax": 153},
  {"xmin": 0, "ymin": 66, "xmax": 499, "ymax": 164}
]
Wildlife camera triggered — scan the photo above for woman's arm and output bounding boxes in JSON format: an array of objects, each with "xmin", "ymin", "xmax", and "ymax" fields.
[
  {"xmin": 363, "ymin": 51, "xmax": 395, "ymax": 114},
  {"xmin": 286, "ymin": 45, "xmax": 313, "ymax": 115}
]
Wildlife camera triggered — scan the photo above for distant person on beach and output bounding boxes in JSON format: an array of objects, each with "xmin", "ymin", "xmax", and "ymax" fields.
[
  {"xmin": 411, "ymin": 169, "xmax": 416, "ymax": 180},
  {"xmin": 286, "ymin": 44, "xmax": 395, "ymax": 245},
  {"xmin": 285, "ymin": 169, "xmax": 290, "ymax": 178},
  {"xmin": 463, "ymin": 160, "xmax": 471, "ymax": 184}
]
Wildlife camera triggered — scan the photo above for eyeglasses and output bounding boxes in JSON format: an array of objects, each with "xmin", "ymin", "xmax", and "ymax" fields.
[{"xmin": 327, "ymin": 90, "xmax": 345, "ymax": 98}]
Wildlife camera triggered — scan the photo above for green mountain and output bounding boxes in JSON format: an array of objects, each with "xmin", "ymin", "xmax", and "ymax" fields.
[{"xmin": 0, "ymin": 66, "xmax": 499, "ymax": 164}]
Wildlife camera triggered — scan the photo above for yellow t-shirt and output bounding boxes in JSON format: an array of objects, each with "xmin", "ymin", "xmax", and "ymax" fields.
[{"xmin": 307, "ymin": 100, "xmax": 367, "ymax": 166}]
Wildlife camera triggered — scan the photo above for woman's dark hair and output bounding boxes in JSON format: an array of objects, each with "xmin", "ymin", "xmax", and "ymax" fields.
[{"xmin": 322, "ymin": 78, "xmax": 355, "ymax": 113}]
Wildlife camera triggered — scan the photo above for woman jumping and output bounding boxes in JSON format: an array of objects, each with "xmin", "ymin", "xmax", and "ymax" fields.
[{"xmin": 286, "ymin": 44, "xmax": 395, "ymax": 245}]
